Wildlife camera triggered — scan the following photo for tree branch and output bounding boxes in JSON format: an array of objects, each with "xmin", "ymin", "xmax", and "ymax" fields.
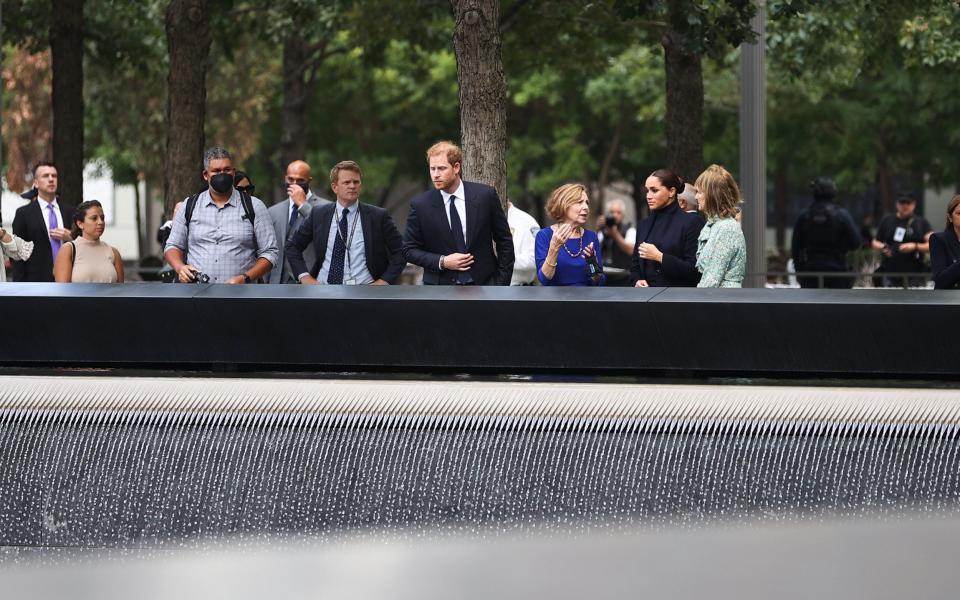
[{"xmin": 499, "ymin": 0, "xmax": 534, "ymax": 33}]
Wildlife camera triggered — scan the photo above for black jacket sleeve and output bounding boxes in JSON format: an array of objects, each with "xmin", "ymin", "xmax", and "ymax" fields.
[
  {"xmin": 930, "ymin": 233, "xmax": 960, "ymax": 290},
  {"xmin": 838, "ymin": 210, "xmax": 862, "ymax": 252},
  {"xmin": 489, "ymin": 192, "xmax": 515, "ymax": 286},
  {"xmin": 285, "ymin": 209, "xmax": 315, "ymax": 279},
  {"xmin": 11, "ymin": 206, "xmax": 30, "ymax": 282},
  {"xmin": 660, "ymin": 217, "xmax": 702, "ymax": 286},
  {"xmin": 402, "ymin": 198, "xmax": 443, "ymax": 273},
  {"xmin": 380, "ymin": 211, "xmax": 406, "ymax": 284}
]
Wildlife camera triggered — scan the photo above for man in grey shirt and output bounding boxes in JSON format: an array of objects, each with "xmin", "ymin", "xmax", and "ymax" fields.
[
  {"xmin": 267, "ymin": 159, "xmax": 332, "ymax": 283},
  {"xmin": 164, "ymin": 147, "xmax": 279, "ymax": 283}
]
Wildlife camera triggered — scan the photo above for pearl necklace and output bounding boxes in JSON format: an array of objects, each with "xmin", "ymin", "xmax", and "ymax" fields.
[{"xmin": 559, "ymin": 227, "xmax": 585, "ymax": 258}]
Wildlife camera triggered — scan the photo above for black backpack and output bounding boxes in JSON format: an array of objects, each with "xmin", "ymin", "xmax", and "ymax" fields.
[
  {"xmin": 181, "ymin": 188, "xmax": 257, "ymax": 260},
  {"xmin": 183, "ymin": 188, "xmax": 256, "ymax": 230},
  {"xmin": 798, "ymin": 202, "xmax": 844, "ymax": 264}
]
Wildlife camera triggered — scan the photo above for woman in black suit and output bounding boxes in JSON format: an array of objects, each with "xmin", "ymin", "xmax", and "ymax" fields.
[
  {"xmin": 630, "ymin": 168, "xmax": 703, "ymax": 287},
  {"xmin": 930, "ymin": 194, "xmax": 960, "ymax": 290}
]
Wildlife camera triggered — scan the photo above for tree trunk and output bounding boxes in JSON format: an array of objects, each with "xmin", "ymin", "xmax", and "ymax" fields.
[
  {"xmin": 632, "ymin": 169, "xmax": 649, "ymax": 221},
  {"xmin": 597, "ymin": 109, "xmax": 626, "ymax": 209},
  {"xmin": 50, "ymin": 0, "xmax": 85, "ymax": 207},
  {"xmin": 280, "ymin": 35, "xmax": 309, "ymax": 174},
  {"xmin": 662, "ymin": 0, "xmax": 704, "ymax": 183},
  {"xmin": 133, "ymin": 173, "xmax": 144, "ymax": 259},
  {"xmin": 876, "ymin": 145, "xmax": 893, "ymax": 218},
  {"xmin": 450, "ymin": 0, "xmax": 508, "ymax": 209},
  {"xmin": 773, "ymin": 162, "xmax": 789, "ymax": 255},
  {"xmin": 164, "ymin": 0, "xmax": 210, "ymax": 213}
]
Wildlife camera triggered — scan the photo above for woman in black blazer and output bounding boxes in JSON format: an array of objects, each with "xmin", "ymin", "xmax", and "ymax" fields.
[
  {"xmin": 930, "ymin": 194, "xmax": 960, "ymax": 290},
  {"xmin": 630, "ymin": 168, "xmax": 703, "ymax": 287}
]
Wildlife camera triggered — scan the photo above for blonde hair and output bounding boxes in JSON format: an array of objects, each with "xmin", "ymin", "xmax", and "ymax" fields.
[
  {"xmin": 546, "ymin": 183, "xmax": 587, "ymax": 222},
  {"xmin": 425, "ymin": 141, "xmax": 463, "ymax": 166},
  {"xmin": 329, "ymin": 160, "xmax": 362, "ymax": 184},
  {"xmin": 694, "ymin": 164, "xmax": 741, "ymax": 219}
]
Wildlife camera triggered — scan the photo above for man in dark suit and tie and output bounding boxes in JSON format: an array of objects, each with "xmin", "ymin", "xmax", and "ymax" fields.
[
  {"xmin": 267, "ymin": 159, "xmax": 332, "ymax": 283},
  {"xmin": 402, "ymin": 141, "xmax": 514, "ymax": 285},
  {"xmin": 12, "ymin": 162, "xmax": 75, "ymax": 282},
  {"xmin": 286, "ymin": 160, "xmax": 405, "ymax": 285}
]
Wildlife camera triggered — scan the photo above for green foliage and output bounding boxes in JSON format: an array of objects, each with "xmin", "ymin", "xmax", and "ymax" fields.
[
  {"xmin": 1, "ymin": 0, "xmax": 52, "ymax": 52},
  {"xmin": 900, "ymin": 3, "xmax": 960, "ymax": 67}
]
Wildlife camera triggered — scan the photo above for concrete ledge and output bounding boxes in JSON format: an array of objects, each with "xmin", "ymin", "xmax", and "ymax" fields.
[{"xmin": 1, "ymin": 283, "xmax": 957, "ymax": 377}]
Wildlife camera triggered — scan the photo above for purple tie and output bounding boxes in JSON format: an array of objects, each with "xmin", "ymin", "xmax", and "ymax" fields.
[{"xmin": 46, "ymin": 203, "xmax": 61, "ymax": 260}]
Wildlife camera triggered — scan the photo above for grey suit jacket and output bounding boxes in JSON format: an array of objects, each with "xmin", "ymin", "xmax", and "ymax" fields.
[{"xmin": 267, "ymin": 192, "xmax": 332, "ymax": 283}]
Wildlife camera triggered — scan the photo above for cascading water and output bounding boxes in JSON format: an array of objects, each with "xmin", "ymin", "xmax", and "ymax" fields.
[{"xmin": 1, "ymin": 376, "xmax": 959, "ymax": 558}]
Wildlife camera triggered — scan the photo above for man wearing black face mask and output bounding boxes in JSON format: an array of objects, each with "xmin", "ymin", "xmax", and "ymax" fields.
[
  {"xmin": 267, "ymin": 160, "xmax": 332, "ymax": 283},
  {"xmin": 164, "ymin": 147, "xmax": 279, "ymax": 284}
]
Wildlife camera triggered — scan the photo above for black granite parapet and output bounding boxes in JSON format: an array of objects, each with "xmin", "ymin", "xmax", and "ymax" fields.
[{"xmin": 1, "ymin": 283, "xmax": 956, "ymax": 377}]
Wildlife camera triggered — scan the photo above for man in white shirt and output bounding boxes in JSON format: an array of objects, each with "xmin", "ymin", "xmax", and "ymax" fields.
[
  {"xmin": 12, "ymin": 162, "xmax": 74, "ymax": 282},
  {"xmin": 507, "ymin": 201, "xmax": 539, "ymax": 285},
  {"xmin": 402, "ymin": 141, "xmax": 514, "ymax": 285},
  {"xmin": 286, "ymin": 161, "xmax": 405, "ymax": 285}
]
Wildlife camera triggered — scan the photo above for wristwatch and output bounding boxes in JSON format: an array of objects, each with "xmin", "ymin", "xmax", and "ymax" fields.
[{"xmin": 242, "ymin": 274, "xmax": 251, "ymax": 284}]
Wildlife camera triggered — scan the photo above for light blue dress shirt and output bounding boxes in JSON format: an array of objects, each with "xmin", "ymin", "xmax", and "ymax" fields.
[{"xmin": 317, "ymin": 201, "xmax": 374, "ymax": 285}]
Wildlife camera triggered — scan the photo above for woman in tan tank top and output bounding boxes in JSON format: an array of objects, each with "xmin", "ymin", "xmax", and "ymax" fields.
[{"xmin": 54, "ymin": 200, "xmax": 124, "ymax": 283}]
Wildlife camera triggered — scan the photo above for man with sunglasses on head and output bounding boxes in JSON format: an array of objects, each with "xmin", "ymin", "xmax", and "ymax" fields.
[
  {"xmin": 164, "ymin": 147, "xmax": 279, "ymax": 284},
  {"xmin": 267, "ymin": 160, "xmax": 332, "ymax": 283}
]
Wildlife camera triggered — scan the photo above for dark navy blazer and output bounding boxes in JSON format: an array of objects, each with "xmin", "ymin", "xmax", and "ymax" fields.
[
  {"xmin": 930, "ymin": 228, "xmax": 960, "ymax": 290},
  {"xmin": 12, "ymin": 199, "xmax": 75, "ymax": 282},
  {"xmin": 629, "ymin": 200, "xmax": 702, "ymax": 287},
  {"xmin": 402, "ymin": 181, "xmax": 514, "ymax": 285},
  {"xmin": 285, "ymin": 201, "xmax": 405, "ymax": 284}
]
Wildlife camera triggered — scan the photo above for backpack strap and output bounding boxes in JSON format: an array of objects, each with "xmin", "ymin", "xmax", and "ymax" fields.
[
  {"xmin": 181, "ymin": 192, "xmax": 201, "ymax": 264},
  {"xmin": 238, "ymin": 188, "xmax": 259, "ymax": 261},
  {"xmin": 238, "ymin": 188, "xmax": 256, "ymax": 225}
]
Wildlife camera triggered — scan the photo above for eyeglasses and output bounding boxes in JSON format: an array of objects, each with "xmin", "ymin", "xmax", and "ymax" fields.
[{"xmin": 236, "ymin": 184, "xmax": 256, "ymax": 194}]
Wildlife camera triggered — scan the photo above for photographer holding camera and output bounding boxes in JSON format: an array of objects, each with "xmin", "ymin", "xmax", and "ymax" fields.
[
  {"xmin": 163, "ymin": 147, "xmax": 279, "ymax": 284},
  {"xmin": 595, "ymin": 198, "xmax": 636, "ymax": 286}
]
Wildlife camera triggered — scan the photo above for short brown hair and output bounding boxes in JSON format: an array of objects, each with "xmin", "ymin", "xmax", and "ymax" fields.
[
  {"xmin": 546, "ymin": 183, "xmax": 587, "ymax": 222},
  {"xmin": 426, "ymin": 141, "xmax": 463, "ymax": 166},
  {"xmin": 329, "ymin": 160, "xmax": 362, "ymax": 184},
  {"xmin": 946, "ymin": 194, "xmax": 960, "ymax": 229},
  {"xmin": 694, "ymin": 164, "xmax": 741, "ymax": 220}
]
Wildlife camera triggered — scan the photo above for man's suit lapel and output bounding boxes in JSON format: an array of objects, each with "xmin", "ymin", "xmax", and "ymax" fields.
[
  {"xmin": 432, "ymin": 190, "xmax": 456, "ymax": 252},
  {"xmin": 464, "ymin": 182, "xmax": 480, "ymax": 249},
  {"xmin": 298, "ymin": 200, "xmax": 315, "ymax": 237},
  {"xmin": 30, "ymin": 202, "xmax": 51, "ymax": 263},
  {"xmin": 312, "ymin": 204, "xmax": 334, "ymax": 276},
  {"xmin": 32, "ymin": 201, "xmax": 47, "ymax": 236},
  {"xmin": 359, "ymin": 203, "xmax": 374, "ymax": 265},
  {"xmin": 280, "ymin": 199, "xmax": 291, "ymax": 239}
]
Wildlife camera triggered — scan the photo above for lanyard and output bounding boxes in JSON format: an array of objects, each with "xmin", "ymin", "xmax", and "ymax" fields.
[{"xmin": 335, "ymin": 205, "xmax": 361, "ymax": 280}]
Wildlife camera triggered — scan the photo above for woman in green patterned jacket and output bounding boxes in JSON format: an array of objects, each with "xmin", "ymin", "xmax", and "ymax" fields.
[{"xmin": 693, "ymin": 165, "xmax": 746, "ymax": 288}]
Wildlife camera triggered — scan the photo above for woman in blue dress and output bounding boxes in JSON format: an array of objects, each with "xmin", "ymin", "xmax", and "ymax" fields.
[{"xmin": 535, "ymin": 183, "xmax": 605, "ymax": 286}]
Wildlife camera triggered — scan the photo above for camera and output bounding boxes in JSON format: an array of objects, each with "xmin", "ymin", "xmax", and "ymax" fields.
[
  {"xmin": 192, "ymin": 271, "xmax": 211, "ymax": 284},
  {"xmin": 604, "ymin": 214, "xmax": 617, "ymax": 228}
]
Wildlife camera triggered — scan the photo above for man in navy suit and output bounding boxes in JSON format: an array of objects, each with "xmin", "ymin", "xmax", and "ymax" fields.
[
  {"xmin": 402, "ymin": 141, "xmax": 514, "ymax": 285},
  {"xmin": 286, "ymin": 160, "xmax": 405, "ymax": 285},
  {"xmin": 12, "ymin": 162, "xmax": 75, "ymax": 282}
]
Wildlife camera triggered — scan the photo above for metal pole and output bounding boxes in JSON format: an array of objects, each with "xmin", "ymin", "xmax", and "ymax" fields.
[{"xmin": 739, "ymin": 0, "xmax": 766, "ymax": 288}]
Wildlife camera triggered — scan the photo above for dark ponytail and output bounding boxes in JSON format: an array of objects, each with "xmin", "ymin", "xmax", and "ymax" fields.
[
  {"xmin": 71, "ymin": 200, "xmax": 103, "ymax": 240},
  {"xmin": 649, "ymin": 168, "xmax": 684, "ymax": 200}
]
